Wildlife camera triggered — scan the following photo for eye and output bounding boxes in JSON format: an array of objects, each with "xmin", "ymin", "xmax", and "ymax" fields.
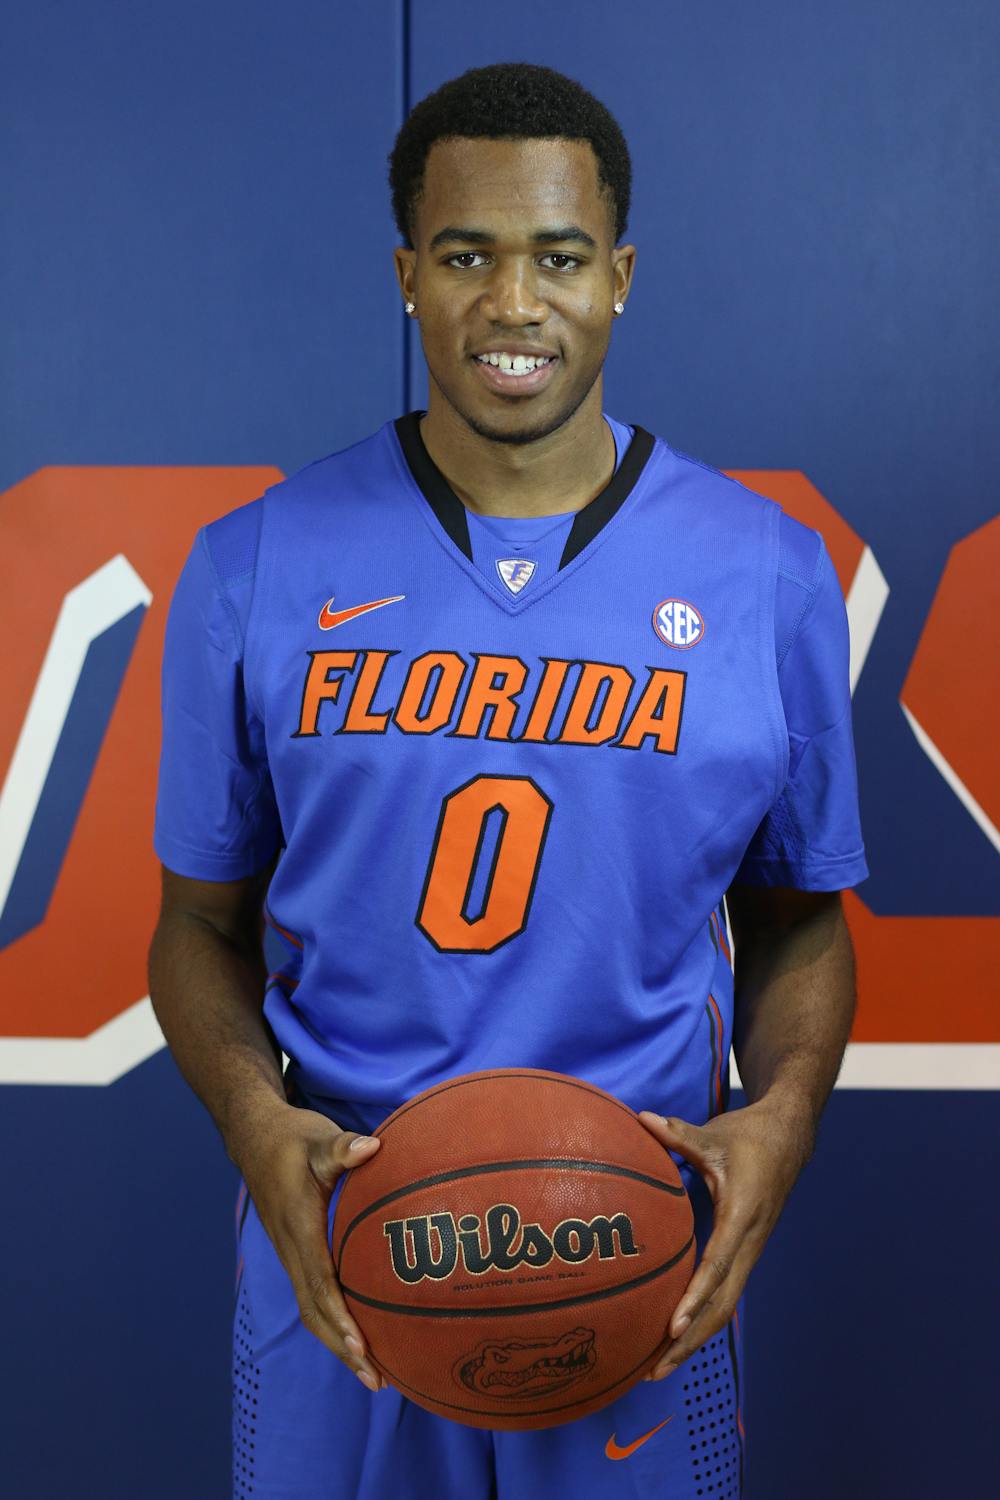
[{"xmin": 444, "ymin": 251, "xmax": 582, "ymax": 271}]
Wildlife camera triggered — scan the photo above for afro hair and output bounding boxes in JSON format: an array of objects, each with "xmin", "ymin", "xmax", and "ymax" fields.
[{"xmin": 388, "ymin": 62, "xmax": 632, "ymax": 248}]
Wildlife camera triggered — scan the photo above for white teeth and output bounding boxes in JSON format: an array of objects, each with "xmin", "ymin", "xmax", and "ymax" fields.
[{"xmin": 477, "ymin": 353, "xmax": 552, "ymax": 376}]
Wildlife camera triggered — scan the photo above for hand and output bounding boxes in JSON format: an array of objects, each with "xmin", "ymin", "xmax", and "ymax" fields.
[
  {"xmin": 637, "ymin": 1097, "xmax": 812, "ymax": 1379},
  {"xmin": 233, "ymin": 1099, "xmax": 385, "ymax": 1392}
]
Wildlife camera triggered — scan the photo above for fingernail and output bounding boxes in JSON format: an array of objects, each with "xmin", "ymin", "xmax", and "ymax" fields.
[
  {"xmin": 673, "ymin": 1314, "xmax": 691, "ymax": 1336},
  {"xmin": 345, "ymin": 1334, "xmax": 363, "ymax": 1359},
  {"xmin": 655, "ymin": 1362, "xmax": 677, "ymax": 1381},
  {"xmin": 357, "ymin": 1369, "xmax": 379, "ymax": 1392},
  {"xmin": 350, "ymin": 1135, "xmax": 377, "ymax": 1151}
]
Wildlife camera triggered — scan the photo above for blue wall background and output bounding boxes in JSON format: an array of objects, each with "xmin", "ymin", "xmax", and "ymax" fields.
[{"xmin": 2, "ymin": 3, "xmax": 997, "ymax": 1495}]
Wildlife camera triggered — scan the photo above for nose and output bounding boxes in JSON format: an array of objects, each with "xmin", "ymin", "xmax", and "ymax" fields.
[{"xmin": 478, "ymin": 259, "xmax": 549, "ymax": 327}]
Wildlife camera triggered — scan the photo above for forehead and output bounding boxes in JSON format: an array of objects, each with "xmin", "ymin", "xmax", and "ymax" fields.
[{"xmin": 416, "ymin": 137, "xmax": 612, "ymax": 244}]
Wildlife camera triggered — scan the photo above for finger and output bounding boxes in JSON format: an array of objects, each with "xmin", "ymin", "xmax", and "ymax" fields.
[
  {"xmin": 309, "ymin": 1128, "xmax": 381, "ymax": 1190},
  {"xmin": 302, "ymin": 1128, "xmax": 380, "ymax": 1362},
  {"xmin": 283, "ymin": 1206, "xmax": 385, "ymax": 1391},
  {"xmin": 645, "ymin": 1291, "xmax": 739, "ymax": 1381},
  {"xmin": 670, "ymin": 1191, "xmax": 762, "ymax": 1338},
  {"xmin": 299, "ymin": 1128, "xmax": 385, "ymax": 1387},
  {"xmin": 646, "ymin": 1231, "xmax": 762, "ymax": 1380},
  {"xmin": 638, "ymin": 1112, "xmax": 718, "ymax": 1179}
]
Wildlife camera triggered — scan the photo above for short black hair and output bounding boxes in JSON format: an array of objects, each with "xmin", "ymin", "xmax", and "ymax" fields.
[{"xmin": 388, "ymin": 62, "xmax": 632, "ymax": 248}]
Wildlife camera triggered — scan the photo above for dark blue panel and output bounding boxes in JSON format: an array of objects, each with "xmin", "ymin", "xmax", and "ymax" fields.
[
  {"xmin": 407, "ymin": 0, "xmax": 1000, "ymax": 916},
  {"xmin": 0, "ymin": 1, "xmax": 404, "ymax": 486},
  {"xmin": 0, "ymin": 605, "xmax": 146, "ymax": 950},
  {"xmin": 0, "ymin": 1050, "xmax": 237, "ymax": 1497},
  {"xmin": 742, "ymin": 1088, "xmax": 999, "ymax": 1497}
]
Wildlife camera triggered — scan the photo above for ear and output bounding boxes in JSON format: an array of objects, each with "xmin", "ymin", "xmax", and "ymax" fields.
[
  {"xmin": 394, "ymin": 245, "xmax": 417, "ymax": 305},
  {"xmin": 612, "ymin": 243, "xmax": 637, "ymax": 308}
]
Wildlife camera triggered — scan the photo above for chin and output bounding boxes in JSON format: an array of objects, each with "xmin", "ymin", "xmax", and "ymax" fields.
[
  {"xmin": 463, "ymin": 412, "xmax": 565, "ymax": 446},
  {"xmin": 452, "ymin": 381, "xmax": 598, "ymax": 448}
]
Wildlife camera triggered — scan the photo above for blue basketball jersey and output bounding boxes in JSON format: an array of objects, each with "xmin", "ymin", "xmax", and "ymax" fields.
[{"xmin": 155, "ymin": 412, "xmax": 867, "ymax": 1126}]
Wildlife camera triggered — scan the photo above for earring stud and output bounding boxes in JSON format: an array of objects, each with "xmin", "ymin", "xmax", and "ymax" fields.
[
  {"xmin": 404, "ymin": 302, "xmax": 416, "ymax": 315},
  {"xmin": 614, "ymin": 302, "xmax": 625, "ymax": 315}
]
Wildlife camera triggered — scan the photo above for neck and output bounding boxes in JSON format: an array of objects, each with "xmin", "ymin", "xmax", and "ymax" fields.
[{"xmin": 418, "ymin": 382, "xmax": 615, "ymax": 518}]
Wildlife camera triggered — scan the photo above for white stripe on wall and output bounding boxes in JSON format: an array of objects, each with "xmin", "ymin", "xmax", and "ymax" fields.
[
  {"xmin": 845, "ymin": 545, "xmax": 889, "ymax": 694},
  {"xmin": 731, "ymin": 1043, "xmax": 1000, "ymax": 1092},
  {"xmin": 845, "ymin": 546, "xmax": 893, "ymax": 696},
  {"xmin": 901, "ymin": 703, "xmax": 1000, "ymax": 854},
  {"xmin": 0, "ymin": 555, "xmax": 153, "ymax": 918},
  {"xmin": 0, "ymin": 998, "xmax": 163, "ymax": 1086}
]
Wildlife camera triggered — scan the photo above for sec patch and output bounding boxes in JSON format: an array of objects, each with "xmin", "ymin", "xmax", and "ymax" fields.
[{"xmin": 652, "ymin": 598, "xmax": 705, "ymax": 649}]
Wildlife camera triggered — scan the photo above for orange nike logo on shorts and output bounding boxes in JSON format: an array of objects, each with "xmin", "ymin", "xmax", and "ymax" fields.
[
  {"xmin": 318, "ymin": 594, "xmax": 405, "ymax": 630},
  {"xmin": 604, "ymin": 1414, "xmax": 674, "ymax": 1460}
]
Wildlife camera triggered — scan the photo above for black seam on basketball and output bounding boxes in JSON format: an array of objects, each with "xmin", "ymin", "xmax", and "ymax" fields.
[
  {"xmin": 371, "ymin": 1072, "xmax": 640, "ymax": 1138},
  {"xmin": 339, "ymin": 1230, "xmax": 694, "ymax": 1319},
  {"xmin": 336, "ymin": 1157, "xmax": 686, "ymax": 1259}
]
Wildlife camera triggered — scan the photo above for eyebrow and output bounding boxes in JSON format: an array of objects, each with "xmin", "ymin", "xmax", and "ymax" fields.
[{"xmin": 428, "ymin": 225, "xmax": 598, "ymax": 252}]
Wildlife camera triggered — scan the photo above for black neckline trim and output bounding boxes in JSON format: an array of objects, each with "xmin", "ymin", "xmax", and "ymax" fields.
[
  {"xmin": 393, "ymin": 411, "xmax": 656, "ymax": 572},
  {"xmin": 394, "ymin": 412, "xmax": 473, "ymax": 559},
  {"xmin": 560, "ymin": 422, "xmax": 655, "ymax": 566}
]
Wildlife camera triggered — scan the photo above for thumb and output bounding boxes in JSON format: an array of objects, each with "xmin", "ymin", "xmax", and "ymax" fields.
[
  {"xmin": 638, "ymin": 1111, "xmax": 713, "ymax": 1170},
  {"xmin": 310, "ymin": 1126, "xmax": 381, "ymax": 1188},
  {"xmin": 343, "ymin": 1130, "xmax": 382, "ymax": 1165}
]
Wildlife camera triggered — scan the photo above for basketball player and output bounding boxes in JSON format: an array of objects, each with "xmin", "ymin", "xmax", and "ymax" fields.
[{"xmin": 150, "ymin": 63, "xmax": 867, "ymax": 1498}]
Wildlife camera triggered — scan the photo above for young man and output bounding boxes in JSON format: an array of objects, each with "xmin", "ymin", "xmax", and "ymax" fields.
[{"xmin": 150, "ymin": 63, "xmax": 867, "ymax": 1499}]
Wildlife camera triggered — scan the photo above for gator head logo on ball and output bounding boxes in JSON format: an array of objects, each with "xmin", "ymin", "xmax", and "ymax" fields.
[
  {"xmin": 383, "ymin": 1202, "xmax": 640, "ymax": 1284},
  {"xmin": 455, "ymin": 1327, "xmax": 597, "ymax": 1398}
]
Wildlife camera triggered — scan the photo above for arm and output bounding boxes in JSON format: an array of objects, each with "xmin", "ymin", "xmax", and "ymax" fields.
[
  {"xmin": 149, "ymin": 866, "xmax": 384, "ymax": 1392},
  {"xmin": 730, "ymin": 884, "xmax": 855, "ymax": 1135},
  {"xmin": 639, "ymin": 884, "xmax": 855, "ymax": 1379},
  {"xmin": 149, "ymin": 865, "xmax": 282, "ymax": 1143}
]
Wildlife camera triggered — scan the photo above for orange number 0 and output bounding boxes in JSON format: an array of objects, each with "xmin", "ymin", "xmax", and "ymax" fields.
[{"xmin": 416, "ymin": 774, "xmax": 554, "ymax": 953}]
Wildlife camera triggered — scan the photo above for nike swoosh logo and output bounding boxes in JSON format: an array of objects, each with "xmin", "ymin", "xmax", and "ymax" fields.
[
  {"xmin": 318, "ymin": 595, "xmax": 405, "ymax": 630},
  {"xmin": 605, "ymin": 1414, "xmax": 674, "ymax": 1461}
]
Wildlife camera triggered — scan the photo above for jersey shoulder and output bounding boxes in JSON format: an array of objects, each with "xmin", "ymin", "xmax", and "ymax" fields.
[
  {"xmin": 644, "ymin": 433, "xmax": 826, "ymax": 665},
  {"xmin": 199, "ymin": 421, "xmax": 399, "ymax": 603},
  {"xmin": 651, "ymin": 434, "xmax": 784, "ymax": 531},
  {"xmin": 202, "ymin": 495, "xmax": 264, "ymax": 591},
  {"xmin": 651, "ymin": 435, "xmax": 820, "ymax": 561},
  {"xmin": 261, "ymin": 421, "xmax": 401, "ymax": 522}
]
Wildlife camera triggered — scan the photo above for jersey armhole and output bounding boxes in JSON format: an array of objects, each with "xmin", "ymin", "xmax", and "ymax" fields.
[{"xmin": 201, "ymin": 496, "xmax": 267, "ymax": 717}]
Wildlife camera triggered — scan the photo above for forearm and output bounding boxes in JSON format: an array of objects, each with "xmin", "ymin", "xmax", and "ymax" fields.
[
  {"xmin": 730, "ymin": 889, "xmax": 856, "ymax": 1154},
  {"xmin": 149, "ymin": 908, "xmax": 287, "ymax": 1164},
  {"xmin": 641, "ymin": 890, "xmax": 856, "ymax": 1378}
]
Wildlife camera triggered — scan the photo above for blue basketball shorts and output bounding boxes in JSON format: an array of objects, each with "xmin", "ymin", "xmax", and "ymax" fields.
[{"xmin": 233, "ymin": 1180, "xmax": 745, "ymax": 1499}]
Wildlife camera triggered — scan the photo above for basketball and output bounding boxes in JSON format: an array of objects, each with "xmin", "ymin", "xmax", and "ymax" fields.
[{"xmin": 331, "ymin": 1069, "xmax": 695, "ymax": 1430}]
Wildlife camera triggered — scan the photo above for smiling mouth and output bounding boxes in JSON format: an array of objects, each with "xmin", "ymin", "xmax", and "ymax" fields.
[{"xmin": 471, "ymin": 353, "xmax": 559, "ymax": 395}]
